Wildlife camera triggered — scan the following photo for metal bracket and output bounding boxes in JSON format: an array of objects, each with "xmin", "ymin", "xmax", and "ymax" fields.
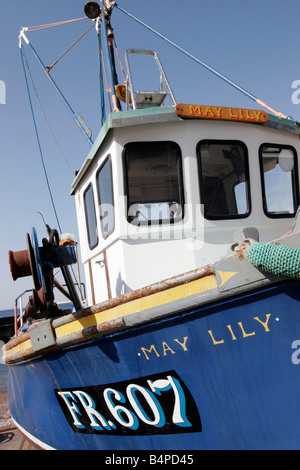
[
  {"xmin": 19, "ymin": 27, "xmax": 30, "ymax": 49},
  {"xmin": 29, "ymin": 320, "xmax": 56, "ymax": 352},
  {"xmin": 231, "ymin": 226, "xmax": 260, "ymax": 252}
]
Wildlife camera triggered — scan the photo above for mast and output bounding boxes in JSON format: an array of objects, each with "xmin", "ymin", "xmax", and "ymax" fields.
[{"xmin": 84, "ymin": 1, "xmax": 121, "ymax": 113}]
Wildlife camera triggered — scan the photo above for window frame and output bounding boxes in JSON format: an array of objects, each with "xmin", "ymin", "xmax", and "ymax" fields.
[
  {"xmin": 197, "ymin": 139, "xmax": 251, "ymax": 220},
  {"xmin": 123, "ymin": 141, "xmax": 185, "ymax": 225},
  {"xmin": 259, "ymin": 143, "xmax": 299, "ymax": 218},
  {"xmin": 83, "ymin": 183, "xmax": 98, "ymax": 250},
  {"xmin": 96, "ymin": 155, "xmax": 115, "ymax": 239}
]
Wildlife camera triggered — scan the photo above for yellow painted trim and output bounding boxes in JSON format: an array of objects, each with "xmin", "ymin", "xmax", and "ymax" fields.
[
  {"xmin": 55, "ymin": 274, "xmax": 219, "ymax": 339},
  {"xmin": 4, "ymin": 271, "xmax": 237, "ymax": 359},
  {"xmin": 217, "ymin": 271, "xmax": 237, "ymax": 287},
  {"xmin": 3, "ymin": 339, "xmax": 32, "ymax": 359}
]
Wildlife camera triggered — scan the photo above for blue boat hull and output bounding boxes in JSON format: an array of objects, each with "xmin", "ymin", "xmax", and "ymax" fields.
[{"xmin": 7, "ymin": 280, "xmax": 300, "ymax": 450}]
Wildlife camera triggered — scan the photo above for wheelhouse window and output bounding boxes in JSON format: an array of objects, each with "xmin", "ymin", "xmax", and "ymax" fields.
[
  {"xmin": 83, "ymin": 184, "xmax": 98, "ymax": 249},
  {"xmin": 124, "ymin": 141, "xmax": 184, "ymax": 224},
  {"xmin": 197, "ymin": 140, "xmax": 250, "ymax": 219},
  {"xmin": 96, "ymin": 156, "xmax": 115, "ymax": 238},
  {"xmin": 259, "ymin": 144, "xmax": 299, "ymax": 217}
]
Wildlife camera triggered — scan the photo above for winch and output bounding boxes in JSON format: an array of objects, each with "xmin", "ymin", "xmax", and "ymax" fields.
[{"xmin": 8, "ymin": 227, "xmax": 81, "ymax": 319}]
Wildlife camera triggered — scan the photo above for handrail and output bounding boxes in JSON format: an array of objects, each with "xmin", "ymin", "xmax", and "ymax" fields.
[
  {"xmin": 13, "ymin": 283, "xmax": 86, "ymax": 337},
  {"xmin": 14, "ymin": 289, "xmax": 32, "ymax": 336},
  {"xmin": 125, "ymin": 49, "xmax": 176, "ymax": 110}
]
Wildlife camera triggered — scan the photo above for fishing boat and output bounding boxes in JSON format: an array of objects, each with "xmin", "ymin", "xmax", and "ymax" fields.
[{"xmin": 3, "ymin": 1, "xmax": 300, "ymax": 450}]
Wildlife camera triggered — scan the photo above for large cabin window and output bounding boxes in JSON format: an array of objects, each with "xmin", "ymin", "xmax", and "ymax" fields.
[
  {"xmin": 124, "ymin": 141, "xmax": 184, "ymax": 224},
  {"xmin": 197, "ymin": 140, "xmax": 250, "ymax": 219},
  {"xmin": 83, "ymin": 184, "xmax": 98, "ymax": 249},
  {"xmin": 259, "ymin": 144, "xmax": 299, "ymax": 217},
  {"xmin": 96, "ymin": 156, "xmax": 115, "ymax": 238}
]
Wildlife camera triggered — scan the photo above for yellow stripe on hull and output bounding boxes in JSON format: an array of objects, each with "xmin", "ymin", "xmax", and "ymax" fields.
[
  {"xmin": 3, "ymin": 271, "xmax": 237, "ymax": 361},
  {"xmin": 55, "ymin": 274, "xmax": 219, "ymax": 339}
]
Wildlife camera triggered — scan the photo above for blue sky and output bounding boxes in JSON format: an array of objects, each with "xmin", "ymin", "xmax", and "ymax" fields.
[{"xmin": 1, "ymin": 0, "xmax": 300, "ymax": 309}]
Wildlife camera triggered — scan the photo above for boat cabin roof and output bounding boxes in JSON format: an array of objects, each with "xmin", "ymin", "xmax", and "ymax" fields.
[{"xmin": 71, "ymin": 105, "xmax": 299, "ymax": 194}]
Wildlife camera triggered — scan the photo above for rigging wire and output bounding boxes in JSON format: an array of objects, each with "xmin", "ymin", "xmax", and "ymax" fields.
[
  {"xmin": 19, "ymin": 29, "xmax": 94, "ymax": 146},
  {"xmin": 22, "ymin": 48, "xmax": 75, "ymax": 176},
  {"xmin": 114, "ymin": 3, "xmax": 288, "ymax": 119},
  {"xmin": 21, "ymin": 46, "xmax": 82, "ymax": 300},
  {"xmin": 96, "ymin": 18, "xmax": 106, "ymax": 127},
  {"xmin": 101, "ymin": 44, "xmax": 112, "ymax": 113},
  {"xmin": 20, "ymin": 45, "xmax": 63, "ymax": 234},
  {"xmin": 18, "ymin": 18, "xmax": 96, "ymax": 302},
  {"xmin": 25, "ymin": 16, "xmax": 88, "ymax": 32},
  {"xmin": 46, "ymin": 21, "xmax": 95, "ymax": 72}
]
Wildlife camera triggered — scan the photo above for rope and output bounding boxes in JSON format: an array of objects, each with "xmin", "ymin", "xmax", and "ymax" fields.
[
  {"xmin": 101, "ymin": 46, "xmax": 112, "ymax": 113},
  {"xmin": 26, "ymin": 17, "xmax": 88, "ymax": 32},
  {"xmin": 20, "ymin": 45, "xmax": 62, "ymax": 234},
  {"xmin": 113, "ymin": 37, "xmax": 126, "ymax": 83},
  {"xmin": 96, "ymin": 20, "xmax": 106, "ymax": 127},
  {"xmin": 46, "ymin": 22, "xmax": 95, "ymax": 72}
]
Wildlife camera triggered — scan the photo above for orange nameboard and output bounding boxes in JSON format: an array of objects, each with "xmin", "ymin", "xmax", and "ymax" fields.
[{"xmin": 175, "ymin": 103, "xmax": 269, "ymax": 123}]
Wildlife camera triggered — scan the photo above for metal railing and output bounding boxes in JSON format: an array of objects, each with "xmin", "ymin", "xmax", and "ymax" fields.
[
  {"xmin": 14, "ymin": 283, "xmax": 86, "ymax": 336},
  {"xmin": 125, "ymin": 49, "xmax": 176, "ymax": 110}
]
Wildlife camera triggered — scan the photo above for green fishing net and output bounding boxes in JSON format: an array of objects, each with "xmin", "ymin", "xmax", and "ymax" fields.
[{"xmin": 244, "ymin": 243, "xmax": 300, "ymax": 279}]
